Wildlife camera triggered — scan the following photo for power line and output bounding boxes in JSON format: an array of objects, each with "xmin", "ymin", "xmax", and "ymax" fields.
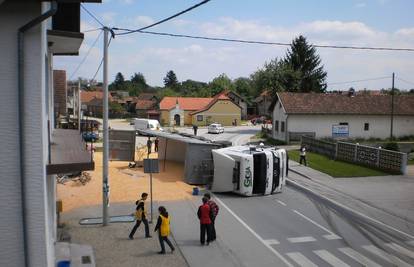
[
  {"xmin": 70, "ymin": 29, "xmax": 103, "ymax": 80},
  {"xmin": 113, "ymin": 0, "xmax": 211, "ymax": 35},
  {"xmin": 81, "ymin": 4, "xmax": 104, "ymax": 28},
  {"xmin": 328, "ymin": 76, "xmax": 391, "ymax": 85},
  {"xmin": 83, "ymin": 28, "xmax": 102, "ymax": 33},
  {"xmin": 396, "ymin": 77, "xmax": 414, "ymax": 86},
  {"xmin": 116, "ymin": 29, "xmax": 414, "ymax": 52},
  {"xmin": 91, "ymin": 36, "xmax": 113, "ymax": 82}
]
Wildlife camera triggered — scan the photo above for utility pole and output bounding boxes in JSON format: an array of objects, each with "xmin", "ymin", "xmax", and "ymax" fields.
[
  {"xmin": 102, "ymin": 27, "xmax": 110, "ymax": 226},
  {"xmin": 390, "ymin": 72, "xmax": 395, "ymax": 140}
]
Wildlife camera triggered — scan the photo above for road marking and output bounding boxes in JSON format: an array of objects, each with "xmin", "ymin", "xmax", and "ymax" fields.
[
  {"xmin": 363, "ymin": 245, "xmax": 412, "ymax": 267},
  {"xmin": 213, "ymin": 195, "xmax": 294, "ymax": 267},
  {"xmin": 338, "ymin": 247, "xmax": 382, "ymax": 267},
  {"xmin": 287, "ymin": 236, "xmax": 316, "ymax": 243},
  {"xmin": 287, "ymin": 179, "xmax": 414, "ymax": 240},
  {"xmin": 286, "ymin": 252, "xmax": 318, "ymax": 267},
  {"xmin": 292, "ymin": 210, "xmax": 342, "ymax": 240},
  {"xmin": 264, "ymin": 239, "xmax": 280, "ymax": 245},
  {"xmin": 385, "ymin": 242, "xmax": 414, "ymax": 259},
  {"xmin": 277, "ymin": 200, "xmax": 287, "ymax": 206},
  {"xmin": 314, "ymin": 249, "xmax": 351, "ymax": 267}
]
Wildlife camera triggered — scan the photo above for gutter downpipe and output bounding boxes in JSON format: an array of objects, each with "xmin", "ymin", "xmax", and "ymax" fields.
[{"xmin": 18, "ymin": 2, "xmax": 57, "ymax": 266}]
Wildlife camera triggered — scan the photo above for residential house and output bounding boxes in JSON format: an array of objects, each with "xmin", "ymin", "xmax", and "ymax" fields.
[
  {"xmin": 160, "ymin": 92, "xmax": 241, "ymax": 126},
  {"xmin": 254, "ymin": 90, "xmax": 273, "ymax": 117},
  {"xmin": 225, "ymin": 90, "xmax": 252, "ymax": 120},
  {"xmin": 0, "ymin": 1, "xmax": 100, "ymax": 266},
  {"xmin": 81, "ymin": 90, "xmax": 113, "ymax": 117},
  {"xmin": 271, "ymin": 92, "xmax": 414, "ymax": 143}
]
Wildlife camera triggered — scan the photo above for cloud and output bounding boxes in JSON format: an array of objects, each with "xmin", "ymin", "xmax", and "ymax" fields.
[
  {"xmin": 100, "ymin": 12, "xmax": 117, "ymax": 26},
  {"xmin": 355, "ymin": 2, "xmax": 366, "ymax": 8},
  {"xmin": 56, "ymin": 17, "xmax": 414, "ymax": 90}
]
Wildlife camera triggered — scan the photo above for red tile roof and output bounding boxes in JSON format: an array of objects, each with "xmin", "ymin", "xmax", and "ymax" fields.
[
  {"xmin": 81, "ymin": 91, "xmax": 113, "ymax": 103},
  {"xmin": 277, "ymin": 92, "xmax": 414, "ymax": 115},
  {"xmin": 160, "ymin": 97, "xmax": 213, "ymax": 110},
  {"xmin": 136, "ymin": 99, "xmax": 156, "ymax": 110},
  {"xmin": 190, "ymin": 91, "xmax": 233, "ymax": 115}
]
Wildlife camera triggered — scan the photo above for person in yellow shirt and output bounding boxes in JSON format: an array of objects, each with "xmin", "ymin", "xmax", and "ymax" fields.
[
  {"xmin": 129, "ymin": 193, "xmax": 151, "ymax": 239},
  {"xmin": 154, "ymin": 206, "xmax": 175, "ymax": 254}
]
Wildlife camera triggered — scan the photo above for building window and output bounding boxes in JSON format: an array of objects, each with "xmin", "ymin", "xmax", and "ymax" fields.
[
  {"xmin": 197, "ymin": 115, "xmax": 203, "ymax": 121},
  {"xmin": 339, "ymin": 122, "xmax": 349, "ymax": 125},
  {"xmin": 281, "ymin": 121, "xmax": 285, "ymax": 132},
  {"xmin": 364, "ymin": 123, "xmax": 369, "ymax": 131},
  {"xmin": 275, "ymin": 120, "xmax": 279, "ymax": 132}
]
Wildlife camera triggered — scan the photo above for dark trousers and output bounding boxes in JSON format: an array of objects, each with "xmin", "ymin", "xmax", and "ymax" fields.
[
  {"xmin": 158, "ymin": 233, "xmax": 174, "ymax": 252},
  {"xmin": 155, "ymin": 144, "xmax": 158, "ymax": 152},
  {"xmin": 211, "ymin": 217, "xmax": 216, "ymax": 240},
  {"xmin": 200, "ymin": 223, "xmax": 212, "ymax": 244},
  {"xmin": 300, "ymin": 155, "xmax": 307, "ymax": 166},
  {"xmin": 129, "ymin": 218, "xmax": 150, "ymax": 238}
]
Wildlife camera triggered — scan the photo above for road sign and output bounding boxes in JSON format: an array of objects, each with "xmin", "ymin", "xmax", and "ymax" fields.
[{"xmin": 144, "ymin": 159, "xmax": 159, "ymax": 173}]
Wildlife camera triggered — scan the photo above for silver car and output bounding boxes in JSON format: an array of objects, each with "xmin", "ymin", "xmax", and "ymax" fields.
[{"xmin": 208, "ymin": 123, "xmax": 224, "ymax": 134}]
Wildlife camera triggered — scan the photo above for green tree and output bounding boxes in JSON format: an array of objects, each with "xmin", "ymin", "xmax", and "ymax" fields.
[
  {"xmin": 163, "ymin": 70, "xmax": 179, "ymax": 90},
  {"xmin": 109, "ymin": 101, "xmax": 124, "ymax": 114},
  {"xmin": 209, "ymin": 73, "xmax": 234, "ymax": 96},
  {"xmin": 284, "ymin": 35, "xmax": 327, "ymax": 92},
  {"xmin": 111, "ymin": 72, "xmax": 125, "ymax": 91},
  {"xmin": 180, "ymin": 79, "xmax": 208, "ymax": 96},
  {"xmin": 131, "ymin": 72, "xmax": 147, "ymax": 87},
  {"xmin": 233, "ymin": 77, "xmax": 253, "ymax": 97}
]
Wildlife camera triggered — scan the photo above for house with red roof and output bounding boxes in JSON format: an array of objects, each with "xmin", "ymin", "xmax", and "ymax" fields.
[
  {"xmin": 159, "ymin": 91, "xmax": 241, "ymax": 126},
  {"xmin": 271, "ymin": 92, "xmax": 414, "ymax": 143}
]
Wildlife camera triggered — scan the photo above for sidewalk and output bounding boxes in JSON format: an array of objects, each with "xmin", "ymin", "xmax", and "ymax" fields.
[{"xmin": 288, "ymin": 160, "xmax": 414, "ymax": 234}]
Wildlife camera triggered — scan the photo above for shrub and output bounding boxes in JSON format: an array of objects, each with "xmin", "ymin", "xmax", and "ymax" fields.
[{"xmin": 383, "ymin": 142, "xmax": 399, "ymax": 151}]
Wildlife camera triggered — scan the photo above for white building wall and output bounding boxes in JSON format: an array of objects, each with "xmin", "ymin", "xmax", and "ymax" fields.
[
  {"xmin": 287, "ymin": 114, "xmax": 414, "ymax": 139},
  {"xmin": 0, "ymin": 1, "xmax": 55, "ymax": 266},
  {"xmin": 272, "ymin": 101, "xmax": 288, "ymax": 142},
  {"xmin": 169, "ymin": 105, "xmax": 184, "ymax": 126}
]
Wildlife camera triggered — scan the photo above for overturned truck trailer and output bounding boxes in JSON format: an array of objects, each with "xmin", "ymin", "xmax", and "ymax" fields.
[{"xmin": 211, "ymin": 146, "xmax": 288, "ymax": 196}]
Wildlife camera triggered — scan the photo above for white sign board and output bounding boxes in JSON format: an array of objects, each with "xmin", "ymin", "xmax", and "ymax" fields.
[{"xmin": 332, "ymin": 125, "xmax": 349, "ymax": 138}]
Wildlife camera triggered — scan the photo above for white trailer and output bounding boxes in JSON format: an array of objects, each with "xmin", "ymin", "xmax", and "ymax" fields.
[{"xmin": 211, "ymin": 145, "xmax": 288, "ymax": 196}]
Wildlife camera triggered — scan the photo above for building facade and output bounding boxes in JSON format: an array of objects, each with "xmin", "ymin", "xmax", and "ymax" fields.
[
  {"xmin": 272, "ymin": 92, "xmax": 414, "ymax": 143},
  {"xmin": 0, "ymin": 1, "xmax": 99, "ymax": 266}
]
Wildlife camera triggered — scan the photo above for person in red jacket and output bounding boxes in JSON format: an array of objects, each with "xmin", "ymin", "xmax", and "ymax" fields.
[
  {"xmin": 204, "ymin": 193, "xmax": 219, "ymax": 241},
  {"xmin": 197, "ymin": 197, "xmax": 213, "ymax": 245}
]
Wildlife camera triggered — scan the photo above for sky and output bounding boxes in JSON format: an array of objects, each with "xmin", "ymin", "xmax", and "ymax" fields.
[{"xmin": 54, "ymin": 0, "xmax": 414, "ymax": 91}]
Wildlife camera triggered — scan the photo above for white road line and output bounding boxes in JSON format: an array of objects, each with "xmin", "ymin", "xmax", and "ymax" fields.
[
  {"xmin": 362, "ymin": 245, "xmax": 412, "ymax": 267},
  {"xmin": 288, "ymin": 179, "xmax": 414, "ymax": 240},
  {"xmin": 385, "ymin": 242, "xmax": 414, "ymax": 259},
  {"xmin": 314, "ymin": 249, "xmax": 351, "ymax": 267},
  {"xmin": 338, "ymin": 247, "xmax": 382, "ymax": 267},
  {"xmin": 287, "ymin": 236, "xmax": 317, "ymax": 243},
  {"xmin": 264, "ymin": 239, "xmax": 280, "ymax": 245},
  {"xmin": 213, "ymin": 195, "xmax": 294, "ymax": 267},
  {"xmin": 286, "ymin": 252, "xmax": 318, "ymax": 267},
  {"xmin": 277, "ymin": 200, "xmax": 287, "ymax": 206},
  {"xmin": 292, "ymin": 210, "xmax": 342, "ymax": 240}
]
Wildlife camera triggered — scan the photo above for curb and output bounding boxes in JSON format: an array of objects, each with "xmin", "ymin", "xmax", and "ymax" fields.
[
  {"xmin": 285, "ymin": 178, "xmax": 414, "ymax": 240},
  {"xmin": 288, "ymin": 167, "xmax": 312, "ymax": 180}
]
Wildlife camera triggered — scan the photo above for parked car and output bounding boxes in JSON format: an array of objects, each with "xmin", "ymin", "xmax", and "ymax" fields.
[
  {"xmin": 208, "ymin": 123, "xmax": 224, "ymax": 134},
  {"xmin": 82, "ymin": 132, "xmax": 98, "ymax": 142},
  {"xmin": 251, "ymin": 116, "xmax": 267, "ymax": 125}
]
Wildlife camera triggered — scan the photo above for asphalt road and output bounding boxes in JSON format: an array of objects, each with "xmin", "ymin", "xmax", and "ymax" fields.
[{"xmin": 215, "ymin": 187, "xmax": 414, "ymax": 267}]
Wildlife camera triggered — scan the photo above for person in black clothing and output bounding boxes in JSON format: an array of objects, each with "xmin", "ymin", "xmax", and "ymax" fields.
[
  {"xmin": 154, "ymin": 206, "xmax": 175, "ymax": 254},
  {"xmin": 154, "ymin": 138, "xmax": 159, "ymax": 152},
  {"xmin": 129, "ymin": 193, "xmax": 151, "ymax": 239},
  {"xmin": 193, "ymin": 125, "xmax": 198, "ymax": 136},
  {"xmin": 147, "ymin": 138, "xmax": 152, "ymax": 155}
]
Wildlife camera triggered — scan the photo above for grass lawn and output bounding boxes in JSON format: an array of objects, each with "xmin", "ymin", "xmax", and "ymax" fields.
[
  {"xmin": 288, "ymin": 150, "xmax": 390, "ymax": 177},
  {"xmin": 408, "ymin": 158, "xmax": 414, "ymax": 165}
]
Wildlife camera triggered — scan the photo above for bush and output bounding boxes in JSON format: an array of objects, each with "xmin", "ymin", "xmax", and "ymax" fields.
[{"xmin": 383, "ymin": 142, "xmax": 399, "ymax": 151}]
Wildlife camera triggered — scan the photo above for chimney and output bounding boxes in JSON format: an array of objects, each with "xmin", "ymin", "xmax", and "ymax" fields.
[{"xmin": 53, "ymin": 70, "xmax": 67, "ymax": 116}]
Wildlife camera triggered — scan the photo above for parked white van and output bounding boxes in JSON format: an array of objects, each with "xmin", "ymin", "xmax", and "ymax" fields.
[{"xmin": 133, "ymin": 119, "xmax": 163, "ymax": 133}]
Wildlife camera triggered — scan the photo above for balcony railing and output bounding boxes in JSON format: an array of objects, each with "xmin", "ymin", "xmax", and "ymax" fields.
[{"xmin": 47, "ymin": 128, "xmax": 94, "ymax": 175}]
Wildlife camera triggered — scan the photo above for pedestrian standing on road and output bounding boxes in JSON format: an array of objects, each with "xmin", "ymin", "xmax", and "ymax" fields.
[
  {"xmin": 204, "ymin": 193, "xmax": 219, "ymax": 241},
  {"xmin": 129, "ymin": 193, "xmax": 151, "ymax": 239},
  {"xmin": 299, "ymin": 145, "xmax": 307, "ymax": 166},
  {"xmin": 154, "ymin": 206, "xmax": 175, "ymax": 254},
  {"xmin": 193, "ymin": 124, "xmax": 198, "ymax": 136},
  {"xmin": 147, "ymin": 138, "xmax": 152, "ymax": 155},
  {"xmin": 197, "ymin": 197, "xmax": 213, "ymax": 245},
  {"xmin": 154, "ymin": 138, "xmax": 159, "ymax": 152}
]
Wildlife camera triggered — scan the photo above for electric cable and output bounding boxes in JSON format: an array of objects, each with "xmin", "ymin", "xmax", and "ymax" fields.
[
  {"xmin": 328, "ymin": 76, "xmax": 391, "ymax": 85},
  {"xmin": 81, "ymin": 4, "xmax": 104, "ymax": 28},
  {"xmin": 396, "ymin": 77, "xmax": 414, "ymax": 86}
]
